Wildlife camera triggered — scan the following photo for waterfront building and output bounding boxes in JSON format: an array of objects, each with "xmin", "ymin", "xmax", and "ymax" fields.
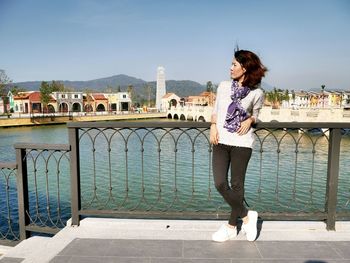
[
  {"xmin": 52, "ymin": 91, "xmax": 84, "ymax": 112},
  {"xmin": 328, "ymin": 91, "xmax": 342, "ymax": 108},
  {"xmin": 198, "ymin": 91, "xmax": 216, "ymax": 106},
  {"xmin": 156, "ymin": 66, "xmax": 166, "ymax": 111},
  {"xmin": 104, "ymin": 92, "xmax": 131, "ymax": 112},
  {"xmin": 0, "ymin": 97, "xmax": 5, "ymax": 114},
  {"xmin": 293, "ymin": 91, "xmax": 309, "ymax": 108},
  {"xmin": 83, "ymin": 93, "xmax": 108, "ymax": 112},
  {"xmin": 162, "ymin": 93, "xmax": 181, "ymax": 109},
  {"xmin": 13, "ymin": 91, "xmax": 56, "ymax": 113},
  {"xmin": 7, "ymin": 91, "xmax": 15, "ymax": 112},
  {"xmin": 185, "ymin": 91, "xmax": 216, "ymax": 107}
]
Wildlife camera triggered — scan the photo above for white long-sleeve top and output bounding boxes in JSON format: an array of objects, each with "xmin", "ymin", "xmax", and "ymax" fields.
[{"xmin": 212, "ymin": 80, "xmax": 264, "ymax": 148}]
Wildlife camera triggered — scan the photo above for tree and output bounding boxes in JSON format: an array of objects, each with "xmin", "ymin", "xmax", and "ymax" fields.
[
  {"xmin": 266, "ymin": 87, "xmax": 285, "ymax": 109},
  {"xmin": 127, "ymin": 85, "xmax": 135, "ymax": 105},
  {"xmin": 51, "ymin": 80, "xmax": 65, "ymax": 92},
  {"xmin": 10, "ymin": 85, "xmax": 27, "ymax": 95},
  {"xmin": 291, "ymin": 90, "xmax": 296, "ymax": 101},
  {"xmin": 206, "ymin": 81, "xmax": 214, "ymax": 92},
  {"xmin": 321, "ymin": 84, "xmax": 326, "ymax": 108},
  {"xmin": 0, "ymin": 70, "xmax": 12, "ymax": 96},
  {"xmin": 284, "ymin": 89, "xmax": 290, "ymax": 101},
  {"xmin": 39, "ymin": 81, "xmax": 52, "ymax": 113},
  {"xmin": 84, "ymin": 88, "xmax": 93, "ymax": 112}
]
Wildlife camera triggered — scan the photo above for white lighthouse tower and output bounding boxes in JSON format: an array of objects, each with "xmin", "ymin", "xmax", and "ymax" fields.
[{"xmin": 156, "ymin": 66, "xmax": 166, "ymax": 111}]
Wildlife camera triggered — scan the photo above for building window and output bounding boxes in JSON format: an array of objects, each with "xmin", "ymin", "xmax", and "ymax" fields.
[
  {"xmin": 74, "ymin": 94, "xmax": 79, "ymax": 99},
  {"xmin": 123, "ymin": 95, "xmax": 126, "ymax": 98},
  {"xmin": 61, "ymin": 94, "xmax": 66, "ymax": 99}
]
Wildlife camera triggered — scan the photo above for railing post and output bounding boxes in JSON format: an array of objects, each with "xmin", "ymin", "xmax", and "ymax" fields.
[
  {"xmin": 325, "ymin": 128, "xmax": 342, "ymax": 230},
  {"xmin": 15, "ymin": 147, "xmax": 30, "ymax": 240},
  {"xmin": 69, "ymin": 127, "xmax": 81, "ymax": 226}
]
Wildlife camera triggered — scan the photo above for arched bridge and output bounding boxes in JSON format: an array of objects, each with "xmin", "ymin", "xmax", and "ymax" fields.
[{"xmin": 167, "ymin": 106, "xmax": 213, "ymax": 122}]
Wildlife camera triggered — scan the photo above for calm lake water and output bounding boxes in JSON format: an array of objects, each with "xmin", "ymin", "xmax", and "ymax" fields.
[{"xmin": 1, "ymin": 121, "xmax": 349, "ymax": 236}]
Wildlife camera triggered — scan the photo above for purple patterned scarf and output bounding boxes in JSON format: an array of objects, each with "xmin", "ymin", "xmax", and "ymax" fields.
[{"xmin": 223, "ymin": 80, "xmax": 250, "ymax": 133}]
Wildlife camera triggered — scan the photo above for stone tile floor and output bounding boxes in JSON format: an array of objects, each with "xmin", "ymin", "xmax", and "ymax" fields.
[{"xmin": 46, "ymin": 239, "xmax": 350, "ymax": 263}]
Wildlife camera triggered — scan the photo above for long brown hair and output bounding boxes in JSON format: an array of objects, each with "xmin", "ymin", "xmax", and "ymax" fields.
[{"xmin": 234, "ymin": 49, "xmax": 267, "ymax": 89}]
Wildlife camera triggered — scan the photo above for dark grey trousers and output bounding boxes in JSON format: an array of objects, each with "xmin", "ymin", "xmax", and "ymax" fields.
[{"xmin": 212, "ymin": 143, "xmax": 252, "ymax": 226}]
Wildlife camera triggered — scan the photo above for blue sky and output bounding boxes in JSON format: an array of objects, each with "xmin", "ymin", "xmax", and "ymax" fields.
[{"xmin": 0, "ymin": 0, "xmax": 349, "ymax": 91}]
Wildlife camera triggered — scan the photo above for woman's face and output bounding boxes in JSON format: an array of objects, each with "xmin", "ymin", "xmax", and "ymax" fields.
[{"xmin": 230, "ymin": 59, "xmax": 246, "ymax": 82}]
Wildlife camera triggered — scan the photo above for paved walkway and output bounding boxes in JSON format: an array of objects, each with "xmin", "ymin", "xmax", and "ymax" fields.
[
  {"xmin": 1, "ymin": 219, "xmax": 350, "ymax": 263},
  {"xmin": 50, "ymin": 239, "xmax": 350, "ymax": 263}
]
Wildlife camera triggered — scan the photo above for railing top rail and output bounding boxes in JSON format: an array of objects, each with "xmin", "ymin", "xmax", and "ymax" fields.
[
  {"xmin": 67, "ymin": 121, "xmax": 350, "ymax": 129},
  {"xmin": 256, "ymin": 122, "xmax": 350, "ymax": 129},
  {"xmin": 67, "ymin": 121, "xmax": 209, "ymax": 129},
  {"xmin": 14, "ymin": 143, "xmax": 71, "ymax": 151},
  {"xmin": 0, "ymin": 162, "xmax": 17, "ymax": 169}
]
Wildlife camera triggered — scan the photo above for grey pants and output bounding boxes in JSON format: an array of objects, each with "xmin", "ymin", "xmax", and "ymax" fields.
[{"xmin": 212, "ymin": 143, "xmax": 252, "ymax": 226}]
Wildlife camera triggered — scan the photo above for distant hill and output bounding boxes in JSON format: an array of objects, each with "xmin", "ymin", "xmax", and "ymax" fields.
[
  {"xmin": 13, "ymin": 74, "xmax": 207, "ymax": 100},
  {"xmin": 14, "ymin": 74, "xmax": 147, "ymax": 91},
  {"xmin": 13, "ymin": 74, "xmax": 276, "ymax": 101}
]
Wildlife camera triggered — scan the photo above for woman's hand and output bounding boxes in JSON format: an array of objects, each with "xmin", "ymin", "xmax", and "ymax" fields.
[
  {"xmin": 237, "ymin": 117, "xmax": 254, "ymax": 135},
  {"xmin": 210, "ymin": 124, "xmax": 219, "ymax": 145}
]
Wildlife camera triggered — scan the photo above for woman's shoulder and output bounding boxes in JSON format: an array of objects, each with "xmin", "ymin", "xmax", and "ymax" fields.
[
  {"xmin": 217, "ymin": 80, "xmax": 231, "ymax": 93},
  {"xmin": 250, "ymin": 87, "xmax": 264, "ymax": 97},
  {"xmin": 219, "ymin": 80, "xmax": 232, "ymax": 88}
]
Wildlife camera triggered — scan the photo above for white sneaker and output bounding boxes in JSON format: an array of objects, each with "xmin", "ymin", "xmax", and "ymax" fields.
[
  {"xmin": 212, "ymin": 224, "xmax": 237, "ymax": 242},
  {"xmin": 242, "ymin": 210, "xmax": 258, "ymax": 241}
]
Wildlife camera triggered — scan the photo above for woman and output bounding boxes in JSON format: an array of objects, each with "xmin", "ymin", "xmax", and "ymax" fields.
[{"xmin": 210, "ymin": 48, "xmax": 266, "ymax": 242}]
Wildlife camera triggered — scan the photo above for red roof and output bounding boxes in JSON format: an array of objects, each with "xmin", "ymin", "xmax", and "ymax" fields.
[
  {"xmin": 92, "ymin": 93, "xmax": 107, "ymax": 100},
  {"xmin": 14, "ymin": 92, "xmax": 30, "ymax": 99},
  {"xmin": 14, "ymin": 91, "xmax": 55, "ymax": 102},
  {"xmin": 28, "ymin": 91, "xmax": 41, "ymax": 102}
]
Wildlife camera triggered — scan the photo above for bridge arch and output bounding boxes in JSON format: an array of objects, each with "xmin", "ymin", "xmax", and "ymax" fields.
[
  {"xmin": 187, "ymin": 115, "xmax": 193, "ymax": 121},
  {"xmin": 198, "ymin": 116, "xmax": 206, "ymax": 122}
]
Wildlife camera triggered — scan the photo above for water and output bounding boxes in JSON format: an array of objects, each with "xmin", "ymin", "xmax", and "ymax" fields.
[{"xmin": 1, "ymin": 122, "xmax": 350, "ymax": 238}]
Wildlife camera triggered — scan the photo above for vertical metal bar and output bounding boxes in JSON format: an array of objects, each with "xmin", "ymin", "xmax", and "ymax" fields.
[
  {"xmin": 325, "ymin": 128, "xmax": 342, "ymax": 230},
  {"xmin": 15, "ymin": 147, "xmax": 30, "ymax": 240},
  {"xmin": 68, "ymin": 127, "xmax": 81, "ymax": 226}
]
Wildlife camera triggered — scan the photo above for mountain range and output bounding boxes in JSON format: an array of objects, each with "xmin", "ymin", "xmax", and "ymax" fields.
[{"xmin": 13, "ymin": 74, "xmax": 275, "ymax": 101}]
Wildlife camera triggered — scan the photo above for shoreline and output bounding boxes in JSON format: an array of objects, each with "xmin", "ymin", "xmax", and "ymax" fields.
[{"xmin": 0, "ymin": 112, "xmax": 167, "ymax": 128}]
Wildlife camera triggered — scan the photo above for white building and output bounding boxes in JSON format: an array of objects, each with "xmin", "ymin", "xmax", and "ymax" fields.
[
  {"xmin": 162, "ymin": 93, "xmax": 181, "ymax": 111},
  {"xmin": 0, "ymin": 97, "xmax": 5, "ymax": 114},
  {"xmin": 156, "ymin": 66, "xmax": 166, "ymax": 111}
]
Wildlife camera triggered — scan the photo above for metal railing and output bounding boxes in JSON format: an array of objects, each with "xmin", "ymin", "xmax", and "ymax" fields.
[
  {"xmin": 14, "ymin": 143, "xmax": 71, "ymax": 241},
  {"xmin": 0, "ymin": 162, "xmax": 19, "ymax": 245},
  {"xmin": 67, "ymin": 121, "xmax": 350, "ymax": 230},
  {"xmin": 1, "ymin": 121, "xmax": 350, "ymax": 245}
]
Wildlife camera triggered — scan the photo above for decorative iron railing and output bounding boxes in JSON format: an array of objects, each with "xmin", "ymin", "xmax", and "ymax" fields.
[
  {"xmin": 1, "ymin": 121, "xmax": 350, "ymax": 245},
  {"xmin": 68, "ymin": 122, "xmax": 350, "ymax": 230},
  {"xmin": 0, "ymin": 162, "xmax": 19, "ymax": 245},
  {"xmin": 13, "ymin": 143, "xmax": 71, "ymax": 241}
]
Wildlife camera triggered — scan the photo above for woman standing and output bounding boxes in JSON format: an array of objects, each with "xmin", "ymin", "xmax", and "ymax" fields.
[{"xmin": 210, "ymin": 49, "xmax": 266, "ymax": 242}]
